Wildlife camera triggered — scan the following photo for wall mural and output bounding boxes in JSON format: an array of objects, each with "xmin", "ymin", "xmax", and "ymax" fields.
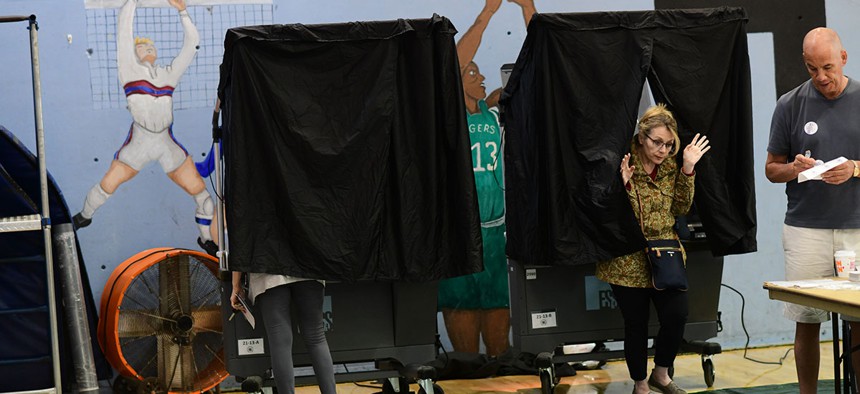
[
  {"xmin": 437, "ymin": 0, "xmax": 536, "ymax": 357},
  {"xmin": 73, "ymin": 0, "xmax": 217, "ymax": 254},
  {"xmin": 84, "ymin": 0, "xmax": 274, "ymax": 110}
]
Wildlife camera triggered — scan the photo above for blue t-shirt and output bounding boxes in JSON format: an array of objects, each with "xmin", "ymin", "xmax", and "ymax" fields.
[{"xmin": 768, "ymin": 77, "xmax": 860, "ymax": 228}]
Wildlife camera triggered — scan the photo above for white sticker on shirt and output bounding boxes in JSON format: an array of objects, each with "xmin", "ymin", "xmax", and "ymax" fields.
[{"xmin": 804, "ymin": 121, "xmax": 818, "ymax": 135}]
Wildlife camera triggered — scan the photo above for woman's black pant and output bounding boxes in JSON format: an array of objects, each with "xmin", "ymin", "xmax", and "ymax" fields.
[
  {"xmin": 256, "ymin": 281, "xmax": 336, "ymax": 394},
  {"xmin": 610, "ymin": 284, "xmax": 689, "ymax": 381}
]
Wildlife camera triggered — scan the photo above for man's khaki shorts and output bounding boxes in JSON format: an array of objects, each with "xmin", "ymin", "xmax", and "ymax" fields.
[{"xmin": 783, "ymin": 224, "xmax": 860, "ymax": 323}]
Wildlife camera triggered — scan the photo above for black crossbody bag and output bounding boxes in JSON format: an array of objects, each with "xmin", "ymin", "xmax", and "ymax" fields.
[{"xmin": 635, "ymin": 188, "xmax": 688, "ymax": 291}]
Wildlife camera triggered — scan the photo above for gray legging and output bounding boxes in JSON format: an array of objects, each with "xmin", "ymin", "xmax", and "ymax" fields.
[{"xmin": 256, "ymin": 281, "xmax": 336, "ymax": 394}]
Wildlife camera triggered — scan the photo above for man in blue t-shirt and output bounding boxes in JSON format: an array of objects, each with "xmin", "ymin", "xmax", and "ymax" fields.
[{"xmin": 766, "ymin": 27, "xmax": 860, "ymax": 394}]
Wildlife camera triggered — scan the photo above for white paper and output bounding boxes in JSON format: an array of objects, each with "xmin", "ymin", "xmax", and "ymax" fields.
[
  {"xmin": 767, "ymin": 278, "xmax": 860, "ymax": 290},
  {"xmin": 236, "ymin": 294, "xmax": 256, "ymax": 329},
  {"xmin": 798, "ymin": 156, "xmax": 848, "ymax": 183}
]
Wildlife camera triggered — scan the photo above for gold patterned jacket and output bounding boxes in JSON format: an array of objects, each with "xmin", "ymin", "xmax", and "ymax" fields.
[{"xmin": 595, "ymin": 151, "xmax": 695, "ymax": 288}]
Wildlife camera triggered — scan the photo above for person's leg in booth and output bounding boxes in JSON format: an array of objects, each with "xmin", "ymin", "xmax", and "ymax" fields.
[
  {"xmin": 480, "ymin": 308, "xmax": 510, "ymax": 357},
  {"xmin": 475, "ymin": 225, "xmax": 510, "ymax": 357},
  {"xmin": 442, "ymin": 308, "xmax": 481, "ymax": 353},
  {"xmin": 439, "ymin": 275, "xmax": 482, "ymax": 353}
]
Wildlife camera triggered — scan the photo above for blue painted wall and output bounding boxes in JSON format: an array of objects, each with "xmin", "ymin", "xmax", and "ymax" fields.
[{"xmin": 2, "ymin": 0, "xmax": 860, "ymax": 355}]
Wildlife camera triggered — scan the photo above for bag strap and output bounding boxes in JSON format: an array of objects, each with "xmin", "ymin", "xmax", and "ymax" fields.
[
  {"xmin": 634, "ymin": 187, "xmax": 657, "ymax": 256},
  {"xmin": 634, "ymin": 186, "xmax": 645, "ymax": 235}
]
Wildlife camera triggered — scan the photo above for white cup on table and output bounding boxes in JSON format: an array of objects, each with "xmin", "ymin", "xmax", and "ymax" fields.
[{"xmin": 834, "ymin": 250, "xmax": 856, "ymax": 278}]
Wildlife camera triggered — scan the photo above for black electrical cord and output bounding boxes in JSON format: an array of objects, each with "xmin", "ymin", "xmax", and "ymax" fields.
[
  {"xmin": 203, "ymin": 142, "xmax": 224, "ymax": 202},
  {"xmin": 351, "ymin": 381, "xmax": 382, "ymax": 389},
  {"xmin": 435, "ymin": 334, "xmax": 450, "ymax": 370},
  {"xmin": 340, "ymin": 363, "xmax": 380, "ymax": 389},
  {"xmin": 490, "ymin": 126, "xmax": 506, "ymax": 192},
  {"xmin": 721, "ymin": 283, "xmax": 793, "ymax": 365}
]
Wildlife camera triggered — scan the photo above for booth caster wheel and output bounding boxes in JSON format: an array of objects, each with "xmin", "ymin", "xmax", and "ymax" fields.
[
  {"xmin": 412, "ymin": 364, "xmax": 440, "ymax": 394},
  {"xmin": 702, "ymin": 356, "xmax": 716, "ymax": 387},
  {"xmin": 416, "ymin": 383, "xmax": 442, "ymax": 394},
  {"xmin": 539, "ymin": 369, "xmax": 556, "ymax": 394},
  {"xmin": 535, "ymin": 352, "xmax": 558, "ymax": 394},
  {"xmin": 383, "ymin": 377, "xmax": 411, "ymax": 394},
  {"xmin": 240, "ymin": 376, "xmax": 264, "ymax": 393}
]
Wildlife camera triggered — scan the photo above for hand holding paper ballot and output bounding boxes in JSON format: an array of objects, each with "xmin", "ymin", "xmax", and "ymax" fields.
[
  {"xmin": 229, "ymin": 291, "xmax": 256, "ymax": 329},
  {"xmin": 798, "ymin": 156, "xmax": 849, "ymax": 183},
  {"xmin": 230, "ymin": 272, "xmax": 256, "ymax": 329}
]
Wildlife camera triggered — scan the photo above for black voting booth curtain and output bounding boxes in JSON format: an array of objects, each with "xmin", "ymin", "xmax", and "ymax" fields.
[
  {"xmin": 503, "ymin": 7, "xmax": 757, "ymax": 266},
  {"xmin": 217, "ymin": 16, "xmax": 483, "ymax": 282}
]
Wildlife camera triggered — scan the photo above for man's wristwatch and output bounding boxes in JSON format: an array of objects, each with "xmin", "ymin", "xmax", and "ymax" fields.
[{"xmin": 853, "ymin": 160, "xmax": 860, "ymax": 178}]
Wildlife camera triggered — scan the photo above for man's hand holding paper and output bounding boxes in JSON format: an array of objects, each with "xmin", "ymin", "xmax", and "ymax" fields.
[{"xmin": 798, "ymin": 156, "xmax": 850, "ymax": 184}]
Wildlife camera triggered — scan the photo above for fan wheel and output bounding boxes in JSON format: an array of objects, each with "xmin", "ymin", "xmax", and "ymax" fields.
[{"xmin": 98, "ymin": 248, "xmax": 227, "ymax": 393}]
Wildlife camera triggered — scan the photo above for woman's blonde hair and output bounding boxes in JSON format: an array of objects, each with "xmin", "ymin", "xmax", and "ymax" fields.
[{"xmin": 632, "ymin": 103, "xmax": 681, "ymax": 157}]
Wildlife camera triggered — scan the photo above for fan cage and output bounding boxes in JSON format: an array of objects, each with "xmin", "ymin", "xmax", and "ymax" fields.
[{"xmin": 98, "ymin": 247, "xmax": 227, "ymax": 393}]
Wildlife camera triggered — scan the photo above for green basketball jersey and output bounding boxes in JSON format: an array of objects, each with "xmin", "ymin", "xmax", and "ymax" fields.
[
  {"xmin": 468, "ymin": 100, "xmax": 505, "ymax": 224},
  {"xmin": 437, "ymin": 100, "xmax": 508, "ymax": 311}
]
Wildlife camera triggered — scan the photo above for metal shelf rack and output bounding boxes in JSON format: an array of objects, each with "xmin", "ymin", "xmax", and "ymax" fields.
[{"xmin": 0, "ymin": 14, "xmax": 62, "ymax": 394}]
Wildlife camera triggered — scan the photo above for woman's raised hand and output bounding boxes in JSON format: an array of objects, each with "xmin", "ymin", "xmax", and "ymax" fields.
[
  {"xmin": 620, "ymin": 153, "xmax": 635, "ymax": 185},
  {"xmin": 682, "ymin": 133, "xmax": 711, "ymax": 174}
]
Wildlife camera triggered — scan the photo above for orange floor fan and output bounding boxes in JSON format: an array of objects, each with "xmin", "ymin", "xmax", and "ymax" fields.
[{"xmin": 98, "ymin": 247, "xmax": 227, "ymax": 393}]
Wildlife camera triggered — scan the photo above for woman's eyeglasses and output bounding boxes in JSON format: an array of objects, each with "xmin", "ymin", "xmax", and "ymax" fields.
[{"xmin": 645, "ymin": 134, "xmax": 674, "ymax": 151}]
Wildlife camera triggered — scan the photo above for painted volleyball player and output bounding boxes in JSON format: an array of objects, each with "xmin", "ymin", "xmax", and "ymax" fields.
[{"xmin": 75, "ymin": 0, "xmax": 215, "ymax": 250}]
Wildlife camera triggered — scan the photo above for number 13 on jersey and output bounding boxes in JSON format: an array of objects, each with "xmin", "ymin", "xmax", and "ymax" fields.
[{"xmin": 472, "ymin": 141, "xmax": 499, "ymax": 172}]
